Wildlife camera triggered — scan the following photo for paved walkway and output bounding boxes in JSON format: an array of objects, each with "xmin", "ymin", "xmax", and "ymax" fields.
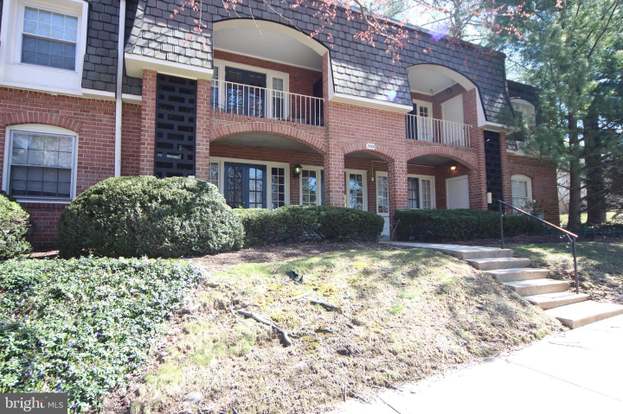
[{"xmin": 330, "ymin": 315, "xmax": 623, "ymax": 413}]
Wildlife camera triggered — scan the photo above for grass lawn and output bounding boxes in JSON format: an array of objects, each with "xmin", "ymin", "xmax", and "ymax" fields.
[
  {"xmin": 111, "ymin": 244, "xmax": 559, "ymax": 414},
  {"xmin": 512, "ymin": 241, "xmax": 623, "ymax": 303}
]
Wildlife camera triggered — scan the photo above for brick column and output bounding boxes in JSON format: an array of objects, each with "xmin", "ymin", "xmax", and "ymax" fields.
[
  {"xmin": 139, "ymin": 70, "xmax": 157, "ymax": 176},
  {"xmin": 388, "ymin": 157, "xmax": 407, "ymax": 238},
  {"xmin": 324, "ymin": 138, "xmax": 345, "ymax": 207},
  {"xmin": 195, "ymin": 79, "xmax": 211, "ymax": 180},
  {"xmin": 464, "ymin": 89, "xmax": 488, "ymax": 209}
]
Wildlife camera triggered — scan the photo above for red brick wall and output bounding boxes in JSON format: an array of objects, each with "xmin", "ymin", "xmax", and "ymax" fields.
[
  {"xmin": 0, "ymin": 87, "xmax": 120, "ymax": 247},
  {"xmin": 139, "ymin": 70, "xmax": 157, "ymax": 175},
  {"xmin": 214, "ymin": 50, "xmax": 322, "ymax": 97},
  {"xmin": 506, "ymin": 154, "xmax": 560, "ymax": 224},
  {"xmin": 121, "ymin": 103, "xmax": 142, "ymax": 176}
]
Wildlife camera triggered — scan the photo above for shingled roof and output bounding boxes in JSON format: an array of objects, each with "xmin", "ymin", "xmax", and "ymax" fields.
[
  {"xmin": 125, "ymin": 0, "xmax": 510, "ymax": 123},
  {"xmin": 1, "ymin": 0, "xmax": 511, "ymax": 121}
]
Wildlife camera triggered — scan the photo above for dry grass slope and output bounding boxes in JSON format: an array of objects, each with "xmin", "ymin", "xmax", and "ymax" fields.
[{"xmin": 112, "ymin": 245, "xmax": 559, "ymax": 414}]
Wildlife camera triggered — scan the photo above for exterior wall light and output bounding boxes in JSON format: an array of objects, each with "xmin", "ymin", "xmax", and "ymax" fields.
[
  {"xmin": 292, "ymin": 164, "xmax": 303, "ymax": 177},
  {"xmin": 450, "ymin": 165, "xmax": 457, "ymax": 172}
]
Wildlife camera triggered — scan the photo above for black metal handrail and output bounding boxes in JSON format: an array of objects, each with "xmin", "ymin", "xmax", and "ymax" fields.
[{"xmin": 496, "ymin": 199, "xmax": 580, "ymax": 294}]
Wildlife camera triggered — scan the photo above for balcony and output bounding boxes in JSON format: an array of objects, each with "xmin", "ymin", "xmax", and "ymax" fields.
[
  {"xmin": 211, "ymin": 80, "xmax": 325, "ymax": 127},
  {"xmin": 405, "ymin": 113, "xmax": 471, "ymax": 148}
]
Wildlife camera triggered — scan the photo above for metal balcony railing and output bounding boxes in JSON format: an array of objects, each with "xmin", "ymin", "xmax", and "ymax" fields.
[
  {"xmin": 405, "ymin": 113, "xmax": 471, "ymax": 148},
  {"xmin": 211, "ymin": 80, "xmax": 324, "ymax": 127}
]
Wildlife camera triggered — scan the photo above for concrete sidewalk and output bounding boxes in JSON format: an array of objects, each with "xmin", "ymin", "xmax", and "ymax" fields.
[{"xmin": 330, "ymin": 315, "xmax": 623, "ymax": 414}]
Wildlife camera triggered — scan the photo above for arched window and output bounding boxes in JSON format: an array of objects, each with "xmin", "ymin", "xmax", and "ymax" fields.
[
  {"xmin": 511, "ymin": 98, "xmax": 536, "ymax": 128},
  {"xmin": 511, "ymin": 174, "xmax": 533, "ymax": 209},
  {"xmin": 3, "ymin": 124, "xmax": 78, "ymax": 202}
]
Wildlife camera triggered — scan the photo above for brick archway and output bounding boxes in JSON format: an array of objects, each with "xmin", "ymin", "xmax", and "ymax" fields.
[
  {"xmin": 342, "ymin": 143, "xmax": 399, "ymax": 164},
  {"xmin": 0, "ymin": 111, "xmax": 83, "ymax": 134},
  {"xmin": 406, "ymin": 146, "xmax": 477, "ymax": 171},
  {"xmin": 211, "ymin": 121, "xmax": 327, "ymax": 154}
]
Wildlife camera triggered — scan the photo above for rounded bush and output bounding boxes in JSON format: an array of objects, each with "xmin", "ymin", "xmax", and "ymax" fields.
[
  {"xmin": 58, "ymin": 177, "xmax": 244, "ymax": 258},
  {"xmin": 0, "ymin": 193, "xmax": 31, "ymax": 259},
  {"xmin": 235, "ymin": 206, "xmax": 384, "ymax": 247}
]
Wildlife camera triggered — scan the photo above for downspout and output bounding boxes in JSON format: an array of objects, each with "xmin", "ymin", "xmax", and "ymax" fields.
[{"xmin": 114, "ymin": 0, "xmax": 127, "ymax": 176}]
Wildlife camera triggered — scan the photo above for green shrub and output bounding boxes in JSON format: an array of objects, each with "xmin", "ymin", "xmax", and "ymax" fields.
[
  {"xmin": 0, "ymin": 194, "xmax": 31, "ymax": 259},
  {"xmin": 235, "ymin": 206, "xmax": 384, "ymax": 247},
  {"xmin": 394, "ymin": 209, "xmax": 545, "ymax": 242},
  {"xmin": 0, "ymin": 257, "xmax": 202, "ymax": 412},
  {"xmin": 58, "ymin": 176, "xmax": 244, "ymax": 258}
]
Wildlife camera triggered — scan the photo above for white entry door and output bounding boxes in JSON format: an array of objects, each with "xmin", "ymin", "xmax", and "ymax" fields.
[
  {"xmin": 376, "ymin": 171, "xmax": 390, "ymax": 238},
  {"xmin": 446, "ymin": 175, "xmax": 470, "ymax": 209}
]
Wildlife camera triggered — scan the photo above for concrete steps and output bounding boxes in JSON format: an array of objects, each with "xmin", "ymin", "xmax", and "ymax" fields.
[
  {"xmin": 385, "ymin": 241, "xmax": 623, "ymax": 330},
  {"xmin": 504, "ymin": 278, "xmax": 570, "ymax": 296},
  {"xmin": 545, "ymin": 301, "xmax": 623, "ymax": 329},
  {"xmin": 525, "ymin": 291, "xmax": 590, "ymax": 310},
  {"xmin": 467, "ymin": 257, "xmax": 532, "ymax": 271},
  {"xmin": 486, "ymin": 268, "xmax": 550, "ymax": 283}
]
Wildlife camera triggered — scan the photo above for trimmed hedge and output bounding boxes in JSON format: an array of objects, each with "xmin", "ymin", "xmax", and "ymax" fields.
[
  {"xmin": 235, "ymin": 206, "xmax": 384, "ymax": 246},
  {"xmin": 0, "ymin": 257, "xmax": 202, "ymax": 411},
  {"xmin": 59, "ymin": 176, "xmax": 244, "ymax": 258},
  {"xmin": 394, "ymin": 209, "xmax": 545, "ymax": 242},
  {"xmin": 0, "ymin": 194, "xmax": 31, "ymax": 259}
]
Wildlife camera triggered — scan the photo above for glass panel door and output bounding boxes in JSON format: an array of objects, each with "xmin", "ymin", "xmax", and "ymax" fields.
[
  {"xmin": 225, "ymin": 67, "xmax": 267, "ymax": 117},
  {"xmin": 224, "ymin": 162, "xmax": 266, "ymax": 208},
  {"xmin": 346, "ymin": 172, "xmax": 365, "ymax": 210},
  {"xmin": 376, "ymin": 172, "xmax": 390, "ymax": 238},
  {"xmin": 272, "ymin": 77, "xmax": 285, "ymax": 120}
]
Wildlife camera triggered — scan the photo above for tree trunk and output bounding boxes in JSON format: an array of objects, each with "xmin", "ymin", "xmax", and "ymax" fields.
[
  {"xmin": 584, "ymin": 112, "xmax": 607, "ymax": 225},
  {"xmin": 567, "ymin": 113, "xmax": 582, "ymax": 230}
]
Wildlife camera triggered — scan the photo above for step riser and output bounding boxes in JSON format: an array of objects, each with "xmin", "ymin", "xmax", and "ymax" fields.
[
  {"xmin": 490, "ymin": 270, "xmax": 550, "ymax": 283},
  {"xmin": 556, "ymin": 308, "xmax": 623, "ymax": 329},
  {"xmin": 470, "ymin": 259, "xmax": 532, "ymax": 271},
  {"xmin": 528, "ymin": 295, "xmax": 589, "ymax": 310},
  {"xmin": 509, "ymin": 282, "xmax": 570, "ymax": 297},
  {"xmin": 452, "ymin": 250, "xmax": 514, "ymax": 260}
]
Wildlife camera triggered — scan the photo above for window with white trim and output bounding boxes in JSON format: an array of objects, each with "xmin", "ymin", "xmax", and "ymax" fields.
[
  {"xmin": 511, "ymin": 99, "xmax": 536, "ymax": 128},
  {"xmin": 271, "ymin": 167, "xmax": 286, "ymax": 208},
  {"xmin": 301, "ymin": 168, "xmax": 321, "ymax": 206},
  {"xmin": 208, "ymin": 161, "xmax": 220, "ymax": 188},
  {"xmin": 0, "ymin": 0, "xmax": 89, "ymax": 93},
  {"xmin": 408, "ymin": 176, "xmax": 435, "ymax": 209},
  {"xmin": 22, "ymin": 7, "xmax": 78, "ymax": 70},
  {"xmin": 3, "ymin": 126, "xmax": 77, "ymax": 201},
  {"xmin": 511, "ymin": 174, "xmax": 532, "ymax": 209}
]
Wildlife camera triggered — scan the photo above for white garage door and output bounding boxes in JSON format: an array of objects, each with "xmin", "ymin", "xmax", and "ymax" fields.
[{"xmin": 446, "ymin": 175, "xmax": 470, "ymax": 209}]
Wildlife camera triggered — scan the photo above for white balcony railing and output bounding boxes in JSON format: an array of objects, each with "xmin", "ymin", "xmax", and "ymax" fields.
[
  {"xmin": 211, "ymin": 80, "xmax": 324, "ymax": 127},
  {"xmin": 406, "ymin": 114, "xmax": 471, "ymax": 148}
]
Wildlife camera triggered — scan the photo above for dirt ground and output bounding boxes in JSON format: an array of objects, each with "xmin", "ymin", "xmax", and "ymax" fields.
[{"xmin": 105, "ymin": 243, "xmax": 560, "ymax": 414}]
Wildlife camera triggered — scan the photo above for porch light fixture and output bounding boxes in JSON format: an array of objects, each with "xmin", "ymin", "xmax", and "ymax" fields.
[
  {"xmin": 292, "ymin": 164, "xmax": 303, "ymax": 177},
  {"xmin": 450, "ymin": 165, "xmax": 457, "ymax": 172}
]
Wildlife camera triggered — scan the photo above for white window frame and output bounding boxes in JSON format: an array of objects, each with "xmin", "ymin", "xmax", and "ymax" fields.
[
  {"xmin": 299, "ymin": 165, "xmax": 323, "ymax": 206},
  {"xmin": 407, "ymin": 174, "xmax": 436, "ymax": 209},
  {"xmin": 0, "ymin": 0, "xmax": 89, "ymax": 94},
  {"xmin": 208, "ymin": 156, "xmax": 290, "ymax": 209},
  {"xmin": 375, "ymin": 170, "xmax": 389, "ymax": 215},
  {"xmin": 213, "ymin": 59, "xmax": 290, "ymax": 119},
  {"xmin": 511, "ymin": 174, "xmax": 533, "ymax": 209},
  {"xmin": 511, "ymin": 98, "xmax": 536, "ymax": 128},
  {"xmin": 344, "ymin": 168, "xmax": 368, "ymax": 211},
  {"xmin": 2, "ymin": 124, "xmax": 79, "ymax": 203},
  {"xmin": 411, "ymin": 99, "xmax": 433, "ymax": 117}
]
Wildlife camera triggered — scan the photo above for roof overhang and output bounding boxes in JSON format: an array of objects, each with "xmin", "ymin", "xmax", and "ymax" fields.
[{"xmin": 125, "ymin": 53, "xmax": 214, "ymax": 80}]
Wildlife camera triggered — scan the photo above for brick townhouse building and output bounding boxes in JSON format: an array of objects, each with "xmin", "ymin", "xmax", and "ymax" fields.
[{"xmin": 0, "ymin": 0, "xmax": 558, "ymax": 246}]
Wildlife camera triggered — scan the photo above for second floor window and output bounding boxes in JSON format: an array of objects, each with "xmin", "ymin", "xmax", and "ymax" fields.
[{"xmin": 22, "ymin": 7, "xmax": 78, "ymax": 70}]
